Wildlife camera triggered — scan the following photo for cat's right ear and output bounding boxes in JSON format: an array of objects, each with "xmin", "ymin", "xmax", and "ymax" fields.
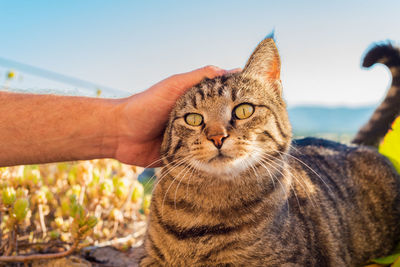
[{"xmin": 242, "ymin": 37, "xmax": 281, "ymax": 88}]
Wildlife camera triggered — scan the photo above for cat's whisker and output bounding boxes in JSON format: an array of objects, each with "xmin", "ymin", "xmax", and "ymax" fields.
[
  {"xmin": 157, "ymin": 157, "xmax": 191, "ymax": 186},
  {"xmin": 288, "ymin": 143, "xmax": 302, "ymax": 154},
  {"xmin": 251, "ymin": 149, "xmax": 279, "ymax": 191},
  {"xmin": 273, "ymin": 149, "xmax": 334, "ymax": 196},
  {"xmin": 280, "ymin": 161, "xmax": 317, "ymax": 209},
  {"xmin": 251, "ymin": 148, "xmax": 298, "ymax": 212},
  {"xmin": 245, "ymin": 155, "xmax": 261, "ymax": 185},
  {"xmin": 255, "ymin": 150, "xmax": 304, "ymax": 205},
  {"xmin": 254, "ymin": 154, "xmax": 291, "ymax": 216},
  {"xmin": 161, "ymin": 161, "xmax": 192, "ymax": 216},
  {"xmin": 150, "ymin": 157, "xmax": 190, "ymax": 195},
  {"xmin": 245, "ymin": 155, "xmax": 259, "ymax": 182},
  {"xmin": 141, "ymin": 155, "xmax": 177, "ymax": 190},
  {"xmin": 142, "ymin": 155, "xmax": 182, "ymax": 188},
  {"xmin": 173, "ymin": 162, "xmax": 195, "ymax": 211},
  {"xmin": 185, "ymin": 161, "xmax": 199, "ymax": 200},
  {"xmin": 253, "ymin": 154, "xmax": 278, "ymax": 193},
  {"xmin": 266, "ymin": 154, "xmax": 316, "ymax": 209},
  {"xmin": 259, "ymin": 151, "xmax": 317, "ymax": 208},
  {"xmin": 142, "ymin": 155, "xmax": 170, "ymax": 169},
  {"xmin": 148, "ymin": 157, "xmax": 187, "ymax": 193},
  {"xmin": 258, "ymin": 154, "xmax": 300, "ymax": 204},
  {"xmin": 286, "ymin": 171, "xmax": 302, "ymax": 209},
  {"xmin": 260, "ymin": 161, "xmax": 290, "ymax": 216}
]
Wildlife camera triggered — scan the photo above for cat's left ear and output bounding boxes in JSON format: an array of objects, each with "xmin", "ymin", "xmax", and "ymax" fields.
[{"xmin": 243, "ymin": 37, "xmax": 281, "ymax": 89}]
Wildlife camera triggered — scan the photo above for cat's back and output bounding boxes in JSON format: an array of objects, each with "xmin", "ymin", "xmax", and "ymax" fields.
[
  {"xmin": 287, "ymin": 137, "xmax": 400, "ymax": 265},
  {"xmin": 291, "ymin": 137, "xmax": 400, "ymax": 190}
]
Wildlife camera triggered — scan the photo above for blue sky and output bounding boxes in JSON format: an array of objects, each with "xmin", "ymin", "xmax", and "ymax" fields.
[{"xmin": 1, "ymin": 0, "xmax": 400, "ymax": 106}]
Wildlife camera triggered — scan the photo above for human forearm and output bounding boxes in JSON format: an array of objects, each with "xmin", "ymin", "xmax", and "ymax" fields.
[{"xmin": 0, "ymin": 92, "xmax": 120, "ymax": 166}]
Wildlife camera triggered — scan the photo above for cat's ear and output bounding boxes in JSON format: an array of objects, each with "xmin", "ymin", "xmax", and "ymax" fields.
[{"xmin": 243, "ymin": 37, "xmax": 281, "ymax": 85}]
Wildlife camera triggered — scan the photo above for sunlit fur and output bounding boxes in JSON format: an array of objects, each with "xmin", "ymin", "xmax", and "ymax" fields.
[{"xmin": 140, "ymin": 38, "xmax": 400, "ymax": 266}]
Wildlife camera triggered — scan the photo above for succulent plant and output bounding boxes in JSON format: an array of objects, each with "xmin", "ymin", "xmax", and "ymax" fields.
[
  {"xmin": 12, "ymin": 198, "xmax": 29, "ymax": 221},
  {"xmin": 0, "ymin": 159, "xmax": 148, "ymax": 259}
]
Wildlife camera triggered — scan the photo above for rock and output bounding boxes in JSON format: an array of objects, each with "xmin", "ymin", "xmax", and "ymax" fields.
[
  {"xmin": 82, "ymin": 245, "xmax": 143, "ymax": 267},
  {"xmin": 32, "ymin": 256, "xmax": 91, "ymax": 267}
]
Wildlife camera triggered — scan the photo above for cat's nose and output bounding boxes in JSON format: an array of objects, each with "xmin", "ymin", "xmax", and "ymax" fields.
[{"xmin": 208, "ymin": 134, "xmax": 229, "ymax": 149}]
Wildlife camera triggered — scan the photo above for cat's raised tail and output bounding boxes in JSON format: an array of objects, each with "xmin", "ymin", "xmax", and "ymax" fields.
[{"xmin": 352, "ymin": 42, "xmax": 400, "ymax": 147}]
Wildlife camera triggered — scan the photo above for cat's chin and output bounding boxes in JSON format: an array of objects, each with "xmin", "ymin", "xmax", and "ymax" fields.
[{"xmin": 190, "ymin": 151, "xmax": 262, "ymax": 179}]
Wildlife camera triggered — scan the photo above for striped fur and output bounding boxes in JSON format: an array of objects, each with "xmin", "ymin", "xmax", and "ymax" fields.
[
  {"xmin": 140, "ymin": 38, "xmax": 400, "ymax": 266},
  {"xmin": 352, "ymin": 42, "xmax": 400, "ymax": 147}
]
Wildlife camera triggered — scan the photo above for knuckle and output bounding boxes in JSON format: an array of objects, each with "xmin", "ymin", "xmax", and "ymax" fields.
[{"xmin": 202, "ymin": 65, "xmax": 218, "ymax": 72}]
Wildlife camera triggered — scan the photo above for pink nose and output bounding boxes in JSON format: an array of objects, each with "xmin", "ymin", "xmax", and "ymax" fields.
[{"xmin": 208, "ymin": 134, "xmax": 228, "ymax": 149}]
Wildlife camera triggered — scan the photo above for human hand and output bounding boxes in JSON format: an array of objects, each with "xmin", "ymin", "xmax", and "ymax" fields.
[{"xmin": 113, "ymin": 66, "xmax": 238, "ymax": 167}]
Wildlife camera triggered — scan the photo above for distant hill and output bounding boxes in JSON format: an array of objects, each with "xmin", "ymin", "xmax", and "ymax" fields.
[{"xmin": 288, "ymin": 106, "xmax": 375, "ymax": 135}]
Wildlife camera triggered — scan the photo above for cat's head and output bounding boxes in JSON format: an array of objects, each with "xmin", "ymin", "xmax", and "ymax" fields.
[{"xmin": 161, "ymin": 37, "xmax": 292, "ymax": 178}]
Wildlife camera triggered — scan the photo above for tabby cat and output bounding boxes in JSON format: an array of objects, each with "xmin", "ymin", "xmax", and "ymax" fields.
[{"xmin": 139, "ymin": 37, "xmax": 400, "ymax": 266}]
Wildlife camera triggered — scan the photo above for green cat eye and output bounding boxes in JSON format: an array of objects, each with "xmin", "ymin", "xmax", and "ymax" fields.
[
  {"xmin": 185, "ymin": 113, "xmax": 203, "ymax": 126},
  {"xmin": 234, "ymin": 103, "xmax": 255, "ymax": 120}
]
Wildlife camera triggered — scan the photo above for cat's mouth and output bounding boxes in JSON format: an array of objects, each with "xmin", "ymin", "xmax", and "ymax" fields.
[
  {"xmin": 208, "ymin": 152, "xmax": 233, "ymax": 163},
  {"xmin": 189, "ymin": 147, "xmax": 262, "ymax": 177},
  {"xmin": 191, "ymin": 152, "xmax": 257, "ymax": 177}
]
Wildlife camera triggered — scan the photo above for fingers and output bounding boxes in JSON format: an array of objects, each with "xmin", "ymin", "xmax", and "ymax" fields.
[
  {"xmin": 145, "ymin": 65, "xmax": 242, "ymax": 102},
  {"xmin": 178, "ymin": 65, "xmax": 242, "ymax": 83},
  {"xmin": 162, "ymin": 65, "xmax": 242, "ymax": 93},
  {"xmin": 190, "ymin": 65, "xmax": 227, "ymax": 78},
  {"xmin": 172, "ymin": 65, "xmax": 226, "ymax": 88},
  {"xmin": 227, "ymin": 67, "xmax": 242, "ymax": 73},
  {"xmin": 191, "ymin": 65, "xmax": 242, "ymax": 77}
]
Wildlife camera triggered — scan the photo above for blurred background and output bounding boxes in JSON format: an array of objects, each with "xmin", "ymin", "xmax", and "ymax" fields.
[{"xmin": 1, "ymin": 0, "xmax": 400, "ymax": 139}]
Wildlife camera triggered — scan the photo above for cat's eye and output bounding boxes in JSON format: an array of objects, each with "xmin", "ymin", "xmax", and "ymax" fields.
[
  {"xmin": 234, "ymin": 103, "xmax": 255, "ymax": 120},
  {"xmin": 185, "ymin": 113, "xmax": 203, "ymax": 126}
]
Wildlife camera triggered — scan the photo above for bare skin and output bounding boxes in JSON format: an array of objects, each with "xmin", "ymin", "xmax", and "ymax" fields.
[{"xmin": 0, "ymin": 66, "xmax": 234, "ymax": 167}]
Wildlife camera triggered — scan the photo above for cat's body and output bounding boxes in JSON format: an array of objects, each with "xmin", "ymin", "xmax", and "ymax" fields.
[{"xmin": 140, "ymin": 39, "xmax": 400, "ymax": 266}]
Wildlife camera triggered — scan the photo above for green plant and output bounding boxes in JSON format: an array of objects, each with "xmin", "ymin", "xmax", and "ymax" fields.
[
  {"xmin": 0, "ymin": 159, "xmax": 148, "ymax": 263},
  {"xmin": 367, "ymin": 117, "xmax": 400, "ymax": 267},
  {"xmin": 379, "ymin": 116, "xmax": 400, "ymax": 174}
]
